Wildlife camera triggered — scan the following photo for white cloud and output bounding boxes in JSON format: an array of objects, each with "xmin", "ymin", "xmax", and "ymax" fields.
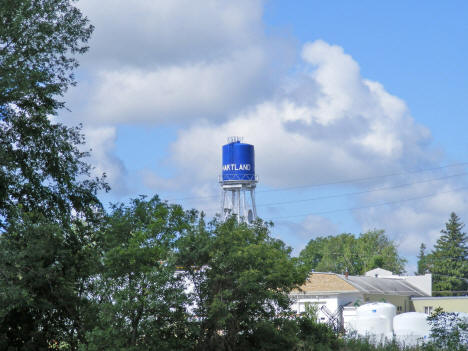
[
  {"xmin": 79, "ymin": 0, "xmax": 265, "ymax": 67},
  {"xmin": 61, "ymin": 1, "xmax": 466, "ymax": 265},
  {"xmin": 355, "ymin": 179, "xmax": 468, "ymax": 256},
  {"xmin": 66, "ymin": 0, "xmax": 292, "ymax": 126},
  {"xmin": 166, "ymin": 40, "xmax": 436, "ymax": 189},
  {"xmin": 62, "ymin": 0, "xmax": 291, "ymax": 198},
  {"xmin": 295, "ymin": 215, "xmax": 339, "ymax": 238},
  {"xmin": 151, "ymin": 40, "xmax": 468, "ymax": 262},
  {"xmin": 83, "ymin": 126, "xmax": 128, "ymax": 194},
  {"xmin": 85, "ymin": 47, "xmax": 271, "ymax": 124}
]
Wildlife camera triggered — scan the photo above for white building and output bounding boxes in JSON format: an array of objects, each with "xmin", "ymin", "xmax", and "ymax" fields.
[{"xmin": 290, "ymin": 269, "xmax": 431, "ymax": 330}]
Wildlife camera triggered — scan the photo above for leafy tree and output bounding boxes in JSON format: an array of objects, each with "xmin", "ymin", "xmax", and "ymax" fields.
[
  {"xmin": 0, "ymin": 209, "xmax": 101, "ymax": 350},
  {"xmin": 429, "ymin": 213, "xmax": 468, "ymax": 295},
  {"xmin": 0, "ymin": 0, "xmax": 103, "ymax": 229},
  {"xmin": 427, "ymin": 307, "xmax": 468, "ymax": 350},
  {"xmin": 417, "ymin": 243, "xmax": 429, "ymax": 275},
  {"xmin": 83, "ymin": 197, "xmax": 196, "ymax": 351},
  {"xmin": 0, "ymin": 1, "xmax": 108, "ymax": 348},
  {"xmin": 0, "ymin": 0, "xmax": 93, "ymax": 115},
  {"xmin": 299, "ymin": 230, "xmax": 406, "ymax": 275},
  {"xmin": 177, "ymin": 217, "xmax": 307, "ymax": 351}
]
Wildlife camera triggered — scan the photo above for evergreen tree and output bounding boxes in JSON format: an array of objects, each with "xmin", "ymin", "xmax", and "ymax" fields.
[
  {"xmin": 431, "ymin": 213, "xmax": 468, "ymax": 295},
  {"xmin": 417, "ymin": 243, "xmax": 429, "ymax": 274}
]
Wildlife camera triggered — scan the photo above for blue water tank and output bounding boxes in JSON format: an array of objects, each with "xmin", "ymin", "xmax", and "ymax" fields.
[{"xmin": 222, "ymin": 140, "xmax": 255, "ymax": 182}]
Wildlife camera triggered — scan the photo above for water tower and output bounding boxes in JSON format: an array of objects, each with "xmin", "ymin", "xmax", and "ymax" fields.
[{"xmin": 220, "ymin": 137, "xmax": 258, "ymax": 223}]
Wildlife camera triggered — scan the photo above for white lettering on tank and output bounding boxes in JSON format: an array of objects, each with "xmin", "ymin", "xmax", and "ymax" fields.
[{"xmin": 223, "ymin": 164, "xmax": 252, "ymax": 172}]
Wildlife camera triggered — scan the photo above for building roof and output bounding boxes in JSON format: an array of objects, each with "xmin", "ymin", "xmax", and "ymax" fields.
[
  {"xmin": 292, "ymin": 273, "xmax": 358, "ymax": 294},
  {"xmin": 293, "ymin": 272, "xmax": 428, "ymax": 297},
  {"xmin": 411, "ymin": 296, "xmax": 468, "ymax": 300},
  {"xmin": 340, "ymin": 275, "xmax": 427, "ymax": 297}
]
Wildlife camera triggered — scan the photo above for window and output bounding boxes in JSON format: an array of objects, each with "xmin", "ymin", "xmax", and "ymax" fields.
[
  {"xmin": 424, "ymin": 306, "xmax": 433, "ymax": 315},
  {"xmin": 397, "ymin": 306, "xmax": 402, "ymax": 313}
]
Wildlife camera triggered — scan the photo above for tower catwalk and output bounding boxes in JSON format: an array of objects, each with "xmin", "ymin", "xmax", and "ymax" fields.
[{"xmin": 220, "ymin": 137, "xmax": 257, "ymax": 223}]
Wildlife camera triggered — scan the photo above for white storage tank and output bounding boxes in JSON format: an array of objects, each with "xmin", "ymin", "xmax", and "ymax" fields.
[
  {"xmin": 346, "ymin": 303, "xmax": 396, "ymax": 343},
  {"xmin": 393, "ymin": 312, "xmax": 430, "ymax": 347},
  {"xmin": 356, "ymin": 302, "xmax": 396, "ymax": 335},
  {"xmin": 353, "ymin": 315, "xmax": 390, "ymax": 335}
]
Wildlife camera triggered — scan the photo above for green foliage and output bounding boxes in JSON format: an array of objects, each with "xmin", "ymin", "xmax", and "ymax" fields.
[
  {"xmin": 83, "ymin": 196, "xmax": 196, "ymax": 351},
  {"xmin": 0, "ymin": 2, "xmax": 106, "ymax": 348},
  {"xmin": 299, "ymin": 230, "xmax": 406, "ymax": 275},
  {"xmin": 0, "ymin": 0, "xmax": 93, "ymax": 115},
  {"xmin": 0, "ymin": 209, "xmax": 101, "ymax": 349},
  {"xmin": 0, "ymin": 111, "xmax": 107, "ymax": 229},
  {"xmin": 177, "ymin": 217, "xmax": 307, "ymax": 351},
  {"xmin": 0, "ymin": 0, "xmax": 105, "ymax": 229},
  {"xmin": 427, "ymin": 307, "xmax": 468, "ymax": 350},
  {"xmin": 416, "ymin": 243, "xmax": 429, "ymax": 275},
  {"xmin": 427, "ymin": 213, "xmax": 468, "ymax": 294},
  {"xmin": 247, "ymin": 318, "xmax": 299, "ymax": 351},
  {"xmin": 295, "ymin": 315, "xmax": 341, "ymax": 350}
]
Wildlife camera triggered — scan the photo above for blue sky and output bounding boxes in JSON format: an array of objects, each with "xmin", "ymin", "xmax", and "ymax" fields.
[{"xmin": 62, "ymin": 0, "xmax": 468, "ymax": 272}]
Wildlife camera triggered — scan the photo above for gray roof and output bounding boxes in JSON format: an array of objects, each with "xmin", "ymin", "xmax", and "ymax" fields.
[
  {"xmin": 412, "ymin": 296, "xmax": 468, "ymax": 300},
  {"xmin": 338, "ymin": 275, "xmax": 428, "ymax": 297}
]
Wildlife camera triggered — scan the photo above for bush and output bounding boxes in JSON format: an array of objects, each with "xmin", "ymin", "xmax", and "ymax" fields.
[{"xmin": 427, "ymin": 307, "xmax": 468, "ymax": 351}]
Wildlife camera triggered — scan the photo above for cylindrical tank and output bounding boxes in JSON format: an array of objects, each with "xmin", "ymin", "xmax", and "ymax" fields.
[
  {"xmin": 353, "ymin": 315, "xmax": 391, "ymax": 337},
  {"xmin": 356, "ymin": 303, "xmax": 396, "ymax": 335},
  {"xmin": 393, "ymin": 312, "xmax": 430, "ymax": 347},
  {"xmin": 222, "ymin": 140, "xmax": 255, "ymax": 182}
]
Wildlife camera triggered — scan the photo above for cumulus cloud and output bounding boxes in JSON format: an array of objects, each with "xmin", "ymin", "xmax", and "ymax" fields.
[
  {"xmin": 84, "ymin": 47, "xmax": 271, "ymax": 124},
  {"xmin": 79, "ymin": 0, "xmax": 266, "ymax": 67},
  {"xmin": 59, "ymin": 1, "xmax": 466, "ymax": 263},
  {"xmin": 66, "ymin": 0, "xmax": 292, "ymax": 126},
  {"xmin": 165, "ymin": 40, "xmax": 436, "ymax": 189},
  {"xmin": 62, "ymin": 0, "xmax": 292, "ymax": 197},
  {"xmin": 148, "ymin": 39, "xmax": 468, "ymax": 259}
]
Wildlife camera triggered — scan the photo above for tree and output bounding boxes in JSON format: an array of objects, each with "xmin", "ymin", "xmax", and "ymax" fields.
[
  {"xmin": 0, "ymin": 0, "xmax": 103, "ymax": 229},
  {"xmin": 177, "ymin": 217, "xmax": 307, "ymax": 351},
  {"xmin": 0, "ymin": 209, "xmax": 101, "ymax": 350},
  {"xmin": 83, "ymin": 197, "xmax": 196, "ymax": 351},
  {"xmin": 0, "ymin": 1, "xmax": 108, "ymax": 348},
  {"xmin": 299, "ymin": 230, "xmax": 406, "ymax": 275},
  {"xmin": 0, "ymin": 0, "xmax": 93, "ymax": 115},
  {"xmin": 430, "ymin": 213, "xmax": 468, "ymax": 295},
  {"xmin": 428, "ymin": 307, "xmax": 468, "ymax": 350},
  {"xmin": 417, "ymin": 243, "xmax": 429, "ymax": 275}
]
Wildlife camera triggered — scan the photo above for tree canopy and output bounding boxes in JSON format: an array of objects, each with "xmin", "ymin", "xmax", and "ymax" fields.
[
  {"xmin": 299, "ymin": 230, "xmax": 407, "ymax": 275},
  {"xmin": 177, "ymin": 216, "xmax": 307, "ymax": 351},
  {"xmin": 84, "ymin": 196, "xmax": 197, "ymax": 351}
]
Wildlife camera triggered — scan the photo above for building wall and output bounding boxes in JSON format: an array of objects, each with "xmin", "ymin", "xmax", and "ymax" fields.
[
  {"xmin": 403, "ymin": 274, "xmax": 432, "ymax": 296},
  {"xmin": 363, "ymin": 294, "xmax": 412, "ymax": 314},
  {"xmin": 290, "ymin": 292, "xmax": 362, "ymax": 324},
  {"xmin": 411, "ymin": 297, "xmax": 468, "ymax": 314}
]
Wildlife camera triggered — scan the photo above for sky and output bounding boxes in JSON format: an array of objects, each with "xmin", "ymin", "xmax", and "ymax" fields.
[{"xmin": 61, "ymin": 0, "xmax": 468, "ymax": 273}]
